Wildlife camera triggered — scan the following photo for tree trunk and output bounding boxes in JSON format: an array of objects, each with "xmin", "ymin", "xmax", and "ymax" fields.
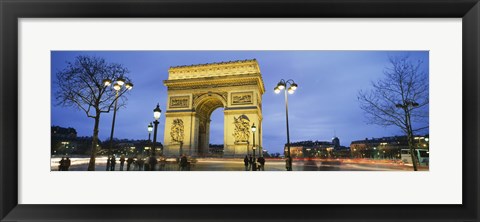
[{"xmin": 87, "ymin": 114, "xmax": 101, "ymax": 171}]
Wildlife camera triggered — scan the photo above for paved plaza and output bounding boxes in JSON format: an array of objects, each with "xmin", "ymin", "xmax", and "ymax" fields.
[{"xmin": 51, "ymin": 157, "xmax": 428, "ymax": 171}]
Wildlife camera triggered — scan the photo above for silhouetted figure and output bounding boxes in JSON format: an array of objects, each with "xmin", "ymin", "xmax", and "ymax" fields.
[
  {"xmin": 145, "ymin": 163, "xmax": 150, "ymax": 171},
  {"xmin": 119, "ymin": 155, "xmax": 126, "ymax": 171},
  {"xmin": 149, "ymin": 156, "xmax": 158, "ymax": 171},
  {"xmin": 286, "ymin": 156, "xmax": 293, "ymax": 171},
  {"xmin": 244, "ymin": 155, "xmax": 249, "ymax": 171},
  {"xmin": 180, "ymin": 155, "xmax": 188, "ymax": 171},
  {"xmin": 159, "ymin": 157, "xmax": 166, "ymax": 170},
  {"xmin": 59, "ymin": 157, "xmax": 65, "ymax": 171},
  {"xmin": 65, "ymin": 157, "xmax": 71, "ymax": 171},
  {"xmin": 257, "ymin": 156, "xmax": 265, "ymax": 171},
  {"xmin": 248, "ymin": 155, "xmax": 253, "ymax": 171},
  {"xmin": 126, "ymin": 157, "xmax": 134, "ymax": 171},
  {"xmin": 110, "ymin": 156, "xmax": 116, "ymax": 171},
  {"xmin": 136, "ymin": 157, "xmax": 144, "ymax": 171}
]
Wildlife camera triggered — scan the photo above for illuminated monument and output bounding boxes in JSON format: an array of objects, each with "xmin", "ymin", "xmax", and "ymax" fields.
[{"xmin": 163, "ymin": 59, "xmax": 265, "ymax": 157}]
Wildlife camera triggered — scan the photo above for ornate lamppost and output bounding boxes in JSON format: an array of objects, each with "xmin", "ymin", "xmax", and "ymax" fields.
[
  {"xmin": 103, "ymin": 77, "xmax": 133, "ymax": 171},
  {"xmin": 251, "ymin": 123, "xmax": 257, "ymax": 171},
  {"xmin": 395, "ymin": 100, "xmax": 419, "ymax": 171},
  {"xmin": 274, "ymin": 79, "xmax": 298, "ymax": 171},
  {"xmin": 147, "ymin": 122, "xmax": 153, "ymax": 155},
  {"xmin": 152, "ymin": 104, "xmax": 162, "ymax": 156}
]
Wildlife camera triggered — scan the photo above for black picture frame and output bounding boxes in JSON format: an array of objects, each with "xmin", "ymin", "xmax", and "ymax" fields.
[{"xmin": 1, "ymin": 0, "xmax": 479, "ymax": 221}]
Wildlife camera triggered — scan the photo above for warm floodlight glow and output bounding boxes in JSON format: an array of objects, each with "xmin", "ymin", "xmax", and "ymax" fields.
[
  {"xmin": 287, "ymin": 87, "xmax": 295, "ymax": 94},
  {"xmin": 251, "ymin": 123, "xmax": 257, "ymax": 132},
  {"xmin": 103, "ymin": 79, "xmax": 112, "ymax": 87},
  {"xmin": 274, "ymin": 86, "xmax": 281, "ymax": 94},
  {"xmin": 153, "ymin": 104, "xmax": 162, "ymax": 120},
  {"xmin": 116, "ymin": 77, "xmax": 125, "ymax": 86},
  {"xmin": 290, "ymin": 82, "xmax": 298, "ymax": 90},
  {"xmin": 113, "ymin": 83, "xmax": 121, "ymax": 91},
  {"xmin": 125, "ymin": 82, "xmax": 133, "ymax": 90},
  {"xmin": 148, "ymin": 122, "xmax": 153, "ymax": 132},
  {"xmin": 277, "ymin": 82, "xmax": 286, "ymax": 90}
]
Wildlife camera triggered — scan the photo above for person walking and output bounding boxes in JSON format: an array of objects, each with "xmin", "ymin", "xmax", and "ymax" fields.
[
  {"xmin": 258, "ymin": 156, "xmax": 265, "ymax": 171},
  {"xmin": 243, "ymin": 155, "xmax": 249, "ymax": 171},
  {"xmin": 119, "ymin": 155, "xmax": 126, "ymax": 171},
  {"xmin": 248, "ymin": 154, "xmax": 253, "ymax": 171},
  {"xmin": 148, "ymin": 156, "xmax": 158, "ymax": 171},
  {"xmin": 110, "ymin": 155, "xmax": 116, "ymax": 171},
  {"xmin": 137, "ymin": 157, "xmax": 144, "ymax": 171},
  {"xmin": 126, "ymin": 157, "xmax": 134, "ymax": 171},
  {"xmin": 286, "ymin": 156, "xmax": 292, "ymax": 171},
  {"xmin": 180, "ymin": 155, "xmax": 188, "ymax": 171},
  {"xmin": 159, "ymin": 156, "xmax": 166, "ymax": 171},
  {"xmin": 65, "ymin": 157, "xmax": 71, "ymax": 171},
  {"xmin": 59, "ymin": 157, "xmax": 65, "ymax": 171}
]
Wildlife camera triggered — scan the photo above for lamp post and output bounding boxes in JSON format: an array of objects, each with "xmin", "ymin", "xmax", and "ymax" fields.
[
  {"xmin": 152, "ymin": 104, "xmax": 162, "ymax": 157},
  {"xmin": 148, "ymin": 122, "xmax": 153, "ymax": 141},
  {"xmin": 147, "ymin": 122, "xmax": 153, "ymax": 154},
  {"xmin": 395, "ymin": 100, "xmax": 419, "ymax": 171},
  {"xmin": 274, "ymin": 79, "xmax": 298, "ymax": 171},
  {"xmin": 251, "ymin": 123, "xmax": 257, "ymax": 171},
  {"xmin": 103, "ymin": 78, "xmax": 133, "ymax": 171}
]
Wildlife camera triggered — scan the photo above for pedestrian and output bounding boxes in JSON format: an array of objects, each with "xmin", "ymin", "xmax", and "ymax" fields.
[
  {"xmin": 110, "ymin": 155, "xmax": 116, "ymax": 171},
  {"xmin": 119, "ymin": 155, "xmax": 126, "ymax": 171},
  {"xmin": 137, "ymin": 157, "xmax": 144, "ymax": 171},
  {"xmin": 126, "ymin": 157, "xmax": 134, "ymax": 171},
  {"xmin": 258, "ymin": 156, "xmax": 265, "ymax": 171},
  {"xmin": 144, "ymin": 162, "xmax": 150, "ymax": 171},
  {"xmin": 180, "ymin": 155, "xmax": 188, "ymax": 171},
  {"xmin": 159, "ymin": 156, "xmax": 166, "ymax": 170},
  {"xmin": 248, "ymin": 154, "xmax": 253, "ymax": 171},
  {"xmin": 243, "ymin": 155, "xmax": 249, "ymax": 171},
  {"xmin": 148, "ymin": 156, "xmax": 158, "ymax": 171},
  {"xmin": 59, "ymin": 157, "xmax": 65, "ymax": 171},
  {"xmin": 65, "ymin": 157, "xmax": 71, "ymax": 171},
  {"xmin": 286, "ymin": 156, "xmax": 292, "ymax": 171}
]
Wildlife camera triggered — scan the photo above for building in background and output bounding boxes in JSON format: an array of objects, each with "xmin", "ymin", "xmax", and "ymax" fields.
[
  {"xmin": 350, "ymin": 135, "xmax": 429, "ymax": 159},
  {"xmin": 286, "ymin": 137, "xmax": 350, "ymax": 159}
]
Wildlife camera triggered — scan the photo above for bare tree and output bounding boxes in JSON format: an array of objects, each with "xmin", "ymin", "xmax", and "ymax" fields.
[
  {"xmin": 55, "ymin": 55, "xmax": 132, "ymax": 171},
  {"xmin": 358, "ymin": 56, "xmax": 428, "ymax": 171}
]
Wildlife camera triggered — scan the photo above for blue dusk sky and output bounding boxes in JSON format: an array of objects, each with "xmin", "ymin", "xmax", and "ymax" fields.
[{"xmin": 51, "ymin": 51, "xmax": 429, "ymax": 154}]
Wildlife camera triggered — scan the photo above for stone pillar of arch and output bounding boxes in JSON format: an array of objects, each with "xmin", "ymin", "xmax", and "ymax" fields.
[{"xmin": 163, "ymin": 59, "xmax": 265, "ymax": 158}]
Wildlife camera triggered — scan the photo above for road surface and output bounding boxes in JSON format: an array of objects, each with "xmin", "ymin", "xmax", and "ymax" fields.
[{"xmin": 51, "ymin": 157, "xmax": 428, "ymax": 171}]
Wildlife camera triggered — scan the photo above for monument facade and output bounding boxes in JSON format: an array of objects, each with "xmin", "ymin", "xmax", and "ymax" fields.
[{"xmin": 163, "ymin": 59, "xmax": 265, "ymax": 157}]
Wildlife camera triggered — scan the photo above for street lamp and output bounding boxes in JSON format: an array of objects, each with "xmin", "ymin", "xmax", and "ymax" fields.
[
  {"xmin": 251, "ymin": 123, "xmax": 257, "ymax": 171},
  {"xmin": 395, "ymin": 100, "xmax": 419, "ymax": 171},
  {"xmin": 148, "ymin": 122, "xmax": 153, "ymax": 141},
  {"xmin": 104, "ymin": 77, "xmax": 133, "ymax": 171},
  {"xmin": 274, "ymin": 79, "xmax": 298, "ymax": 171},
  {"xmin": 152, "ymin": 104, "xmax": 162, "ymax": 156},
  {"xmin": 147, "ymin": 122, "xmax": 153, "ymax": 154}
]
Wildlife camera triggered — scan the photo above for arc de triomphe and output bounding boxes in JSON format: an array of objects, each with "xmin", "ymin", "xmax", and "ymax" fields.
[{"xmin": 163, "ymin": 59, "xmax": 265, "ymax": 157}]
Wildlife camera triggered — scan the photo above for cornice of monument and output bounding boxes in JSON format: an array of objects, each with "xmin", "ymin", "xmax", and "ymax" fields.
[
  {"xmin": 169, "ymin": 59, "xmax": 257, "ymax": 70},
  {"xmin": 164, "ymin": 73, "xmax": 265, "ymax": 94},
  {"xmin": 166, "ymin": 59, "xmax": 265, "ymax": 93}
]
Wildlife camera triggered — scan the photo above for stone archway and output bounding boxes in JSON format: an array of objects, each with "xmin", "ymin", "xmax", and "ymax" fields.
[{"xmin": 163, "ymin": 59, "xmax": 265, "ymax": 157}]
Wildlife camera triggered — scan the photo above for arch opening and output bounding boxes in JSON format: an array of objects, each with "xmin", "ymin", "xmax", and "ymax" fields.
[{"xmin": 195, "ymin": 96, "xmax": 224, "ymax": 156}]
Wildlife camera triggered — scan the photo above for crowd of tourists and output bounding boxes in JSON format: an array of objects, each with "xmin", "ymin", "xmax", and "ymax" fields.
[
  {"xmin": 105, "ymin": 154, "xmax": 194, "ymax": 171},
  {"xmin": 243, "ymin": 155, "xmax": 266, "ymax": 171}
]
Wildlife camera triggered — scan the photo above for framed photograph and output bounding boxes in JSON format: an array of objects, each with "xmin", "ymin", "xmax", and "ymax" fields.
[{"xmin": 1, "ymin": 0, "xmax": 479, "ymax": 221}]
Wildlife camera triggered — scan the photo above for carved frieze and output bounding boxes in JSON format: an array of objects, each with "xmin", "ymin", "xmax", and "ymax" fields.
[
  {"xmin": 169, "ymin": 96, "xmax": 190, "ymax": 108},
  {"xmin": 231, "ymin": 92, "xmax": 253, "ymax": 105}
]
